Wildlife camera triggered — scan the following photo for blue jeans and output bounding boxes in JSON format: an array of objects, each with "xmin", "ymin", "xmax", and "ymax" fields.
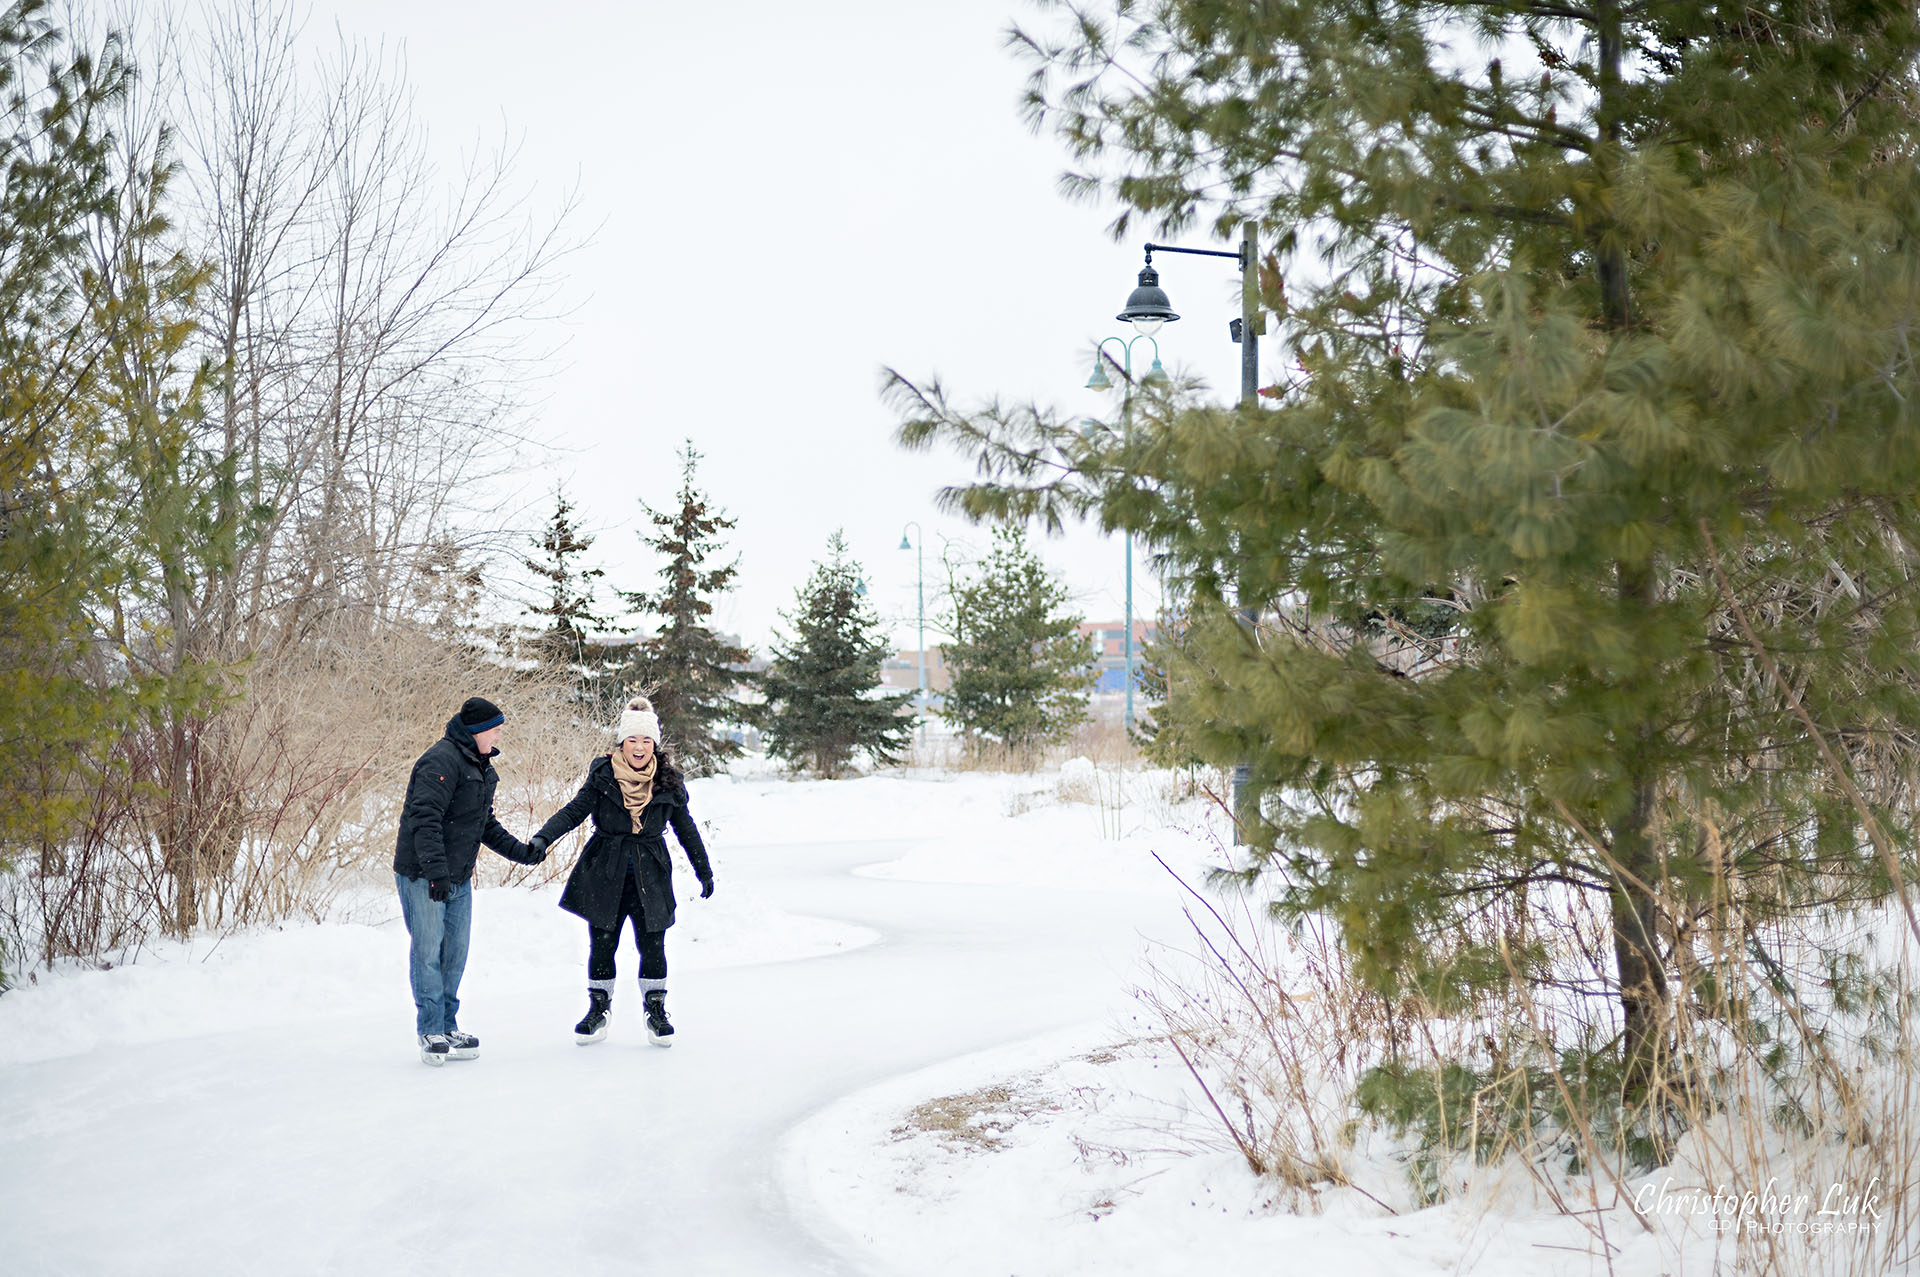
[{"xmin": 396, "ymin": 874, "xmax": 471, "ymax": 1036}]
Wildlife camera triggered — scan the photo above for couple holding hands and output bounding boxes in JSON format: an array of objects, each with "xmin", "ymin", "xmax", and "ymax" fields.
[{"xmin": 391, "ymin": 695, "xmax": 713, "ymax": 1065}]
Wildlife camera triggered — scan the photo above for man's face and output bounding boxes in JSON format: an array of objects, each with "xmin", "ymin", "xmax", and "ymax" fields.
[{"xmin": 472, "ymin": 724, "xmax": 504, "ymax": 756}]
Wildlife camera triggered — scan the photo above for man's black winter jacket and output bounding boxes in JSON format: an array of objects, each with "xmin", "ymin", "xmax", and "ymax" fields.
[{"xmin": 392, "ymin": 715, "xmax": 539, "ymax": 883}]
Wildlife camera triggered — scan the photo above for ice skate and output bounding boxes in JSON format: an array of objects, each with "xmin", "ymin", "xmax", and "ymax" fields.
[
  {"xmin": 574, "ymin": 988, "xmax": 612, "ymax": 1044},
  {"xmin": 643, "ymin": 988, "xmax": 674, "ymax": 1047}
]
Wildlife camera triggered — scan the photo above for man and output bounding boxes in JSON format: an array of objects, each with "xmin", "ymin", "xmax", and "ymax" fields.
[{"xmin": 393, "ymin": 696, "xmax": 549, "ymax": 1066}]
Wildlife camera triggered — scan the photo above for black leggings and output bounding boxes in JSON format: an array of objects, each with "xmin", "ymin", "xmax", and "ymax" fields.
[
  {"xmin": 587, "ymin": 870, "xmax": 667, "ymax": 981},
  {"xmin": 588, "ymin": 915, "xmax": 667, "ymax": 981}
]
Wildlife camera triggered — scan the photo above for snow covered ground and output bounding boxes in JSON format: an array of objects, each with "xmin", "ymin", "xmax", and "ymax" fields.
[
  {"xmin": 0, "ymin": 762, "xmax": 1895, "ymax": 1275},
  {"xmin": 0, "ymin": 764, "xmax": 1215, "ymax": 1275},
  {"xmin": 785, "ymin": 1024, "xmax": 1674, "ymax": 1277}
]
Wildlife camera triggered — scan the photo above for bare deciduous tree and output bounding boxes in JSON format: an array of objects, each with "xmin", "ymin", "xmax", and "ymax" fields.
[{"xmin": 7, "ymin": 0, "xmax": 584, "ymax": 962}]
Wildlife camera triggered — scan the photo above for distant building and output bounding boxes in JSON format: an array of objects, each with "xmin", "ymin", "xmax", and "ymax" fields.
[
  {"xmin": 722, "ymin": 632, "xmax": 770, "ymax": 676},
  {"xmin": 1078, "ymin": 618, "xmax": 1157, "ymax": 694},
  {"xmin": 882, "ymin": 646, "xmax": 951, "ymax": 698}
]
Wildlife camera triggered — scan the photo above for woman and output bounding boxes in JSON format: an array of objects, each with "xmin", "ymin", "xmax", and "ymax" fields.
[{"xmin": 533, "ymin": 696, "xmax": 715, "ymax": 1046}]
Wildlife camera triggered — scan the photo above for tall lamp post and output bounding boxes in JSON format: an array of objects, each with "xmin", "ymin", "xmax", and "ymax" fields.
[
  {"xmin": 1092, "ymin": 224, "xmax": 1263, "ymax": 836},
  {"xmin": 898, "ymin": 522, "xmax": 926, "ymax": 728},
  {"xmin": 1084, "ymin": 281, "xmax": 1172, "ymax": 729}
]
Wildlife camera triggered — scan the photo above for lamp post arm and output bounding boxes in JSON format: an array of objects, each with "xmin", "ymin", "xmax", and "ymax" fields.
[{"xmin": 1144, "ymin": 242, "xmax": 1243, "ymax": 265}]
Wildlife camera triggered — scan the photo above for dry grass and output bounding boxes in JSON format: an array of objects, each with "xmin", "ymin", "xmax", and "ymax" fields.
[
  {"xmin": 890, "ymin": 1066, "xmax": 1103, "ymax": 1155},
  {"xmin": 904, "ymin": 713, "xmax": 1143, "ymax": 774},
  {"xmin": 1, "ymin": 617, "xmax": 617, "ymax": 970},
  {"xmin": 1135, "ymin": 848, "xmax": 1920, "ymax": 1273},
  {"xmin": 893, "ymin": 1085, "xmax": 1026, "ymax": 1152},
  {"xmin": 1133, "ymin": 867, "xmax": 1395, "ymax": 1210}
]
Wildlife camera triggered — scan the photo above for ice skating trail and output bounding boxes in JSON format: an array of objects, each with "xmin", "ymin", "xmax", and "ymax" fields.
[{"xmin": 0, "ymin": 838, "xmax": 1182, "ymax": 1276}]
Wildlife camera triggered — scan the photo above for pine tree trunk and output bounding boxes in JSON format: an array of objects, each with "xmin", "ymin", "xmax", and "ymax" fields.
[
  {"xmin": 1606, "ymin": 738, "xmax": 1669, "ymax": 1094},
  {"xmin": 1592, "ymin": 0, "xmax": 1666, "ymax": 1091}
]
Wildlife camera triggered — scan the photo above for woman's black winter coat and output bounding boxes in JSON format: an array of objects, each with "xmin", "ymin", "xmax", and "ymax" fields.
[{"xmin": 536, "ymin": 754, "xmax": 712, "ymax": 932}]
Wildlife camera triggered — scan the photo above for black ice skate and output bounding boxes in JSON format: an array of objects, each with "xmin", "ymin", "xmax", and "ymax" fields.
[
  {"xmin": 643, "ymin": 988, "xmax": 674, "ymax": 1047},
  {"xmin": 446, "ymin": 1030, "xmax": 480, "ymax": 1060},
  {"xmin": 419, "ymin": 1034, "xmax": 450, "ymax": 1066},
  {"xmin": 574, "ymin": 988, "xmax": 611, "ymax": 1044}
]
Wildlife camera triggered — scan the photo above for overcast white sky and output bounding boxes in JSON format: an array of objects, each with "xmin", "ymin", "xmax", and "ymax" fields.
[{"xmin": 294, "ymin": 0, "xmax": 1263, "ymax": 651}]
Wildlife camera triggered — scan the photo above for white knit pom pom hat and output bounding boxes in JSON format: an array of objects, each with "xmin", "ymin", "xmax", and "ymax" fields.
[{"xmin": 615, "ymin": 695, "xmax": 661, "ymax": 745}]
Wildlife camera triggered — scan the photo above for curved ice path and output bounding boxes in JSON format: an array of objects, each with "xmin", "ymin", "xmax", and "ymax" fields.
[{"xmin": 0, "ymin": 838, "xmax": 1181, "ymax": 1275}]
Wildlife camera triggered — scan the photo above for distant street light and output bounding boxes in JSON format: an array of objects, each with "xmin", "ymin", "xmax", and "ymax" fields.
[
  {"xmin": 1085, "ymin": 345, "xmax": 1166, "ymax": 731},
  {"xmin": 898, "ymin": 522, "xmax": 926, "ymax": 730}
]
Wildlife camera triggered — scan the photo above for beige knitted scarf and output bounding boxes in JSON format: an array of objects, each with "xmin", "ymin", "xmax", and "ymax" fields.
[{"xmin": 608, "ymin": 749, "xmax": 657, "ymax": 833}]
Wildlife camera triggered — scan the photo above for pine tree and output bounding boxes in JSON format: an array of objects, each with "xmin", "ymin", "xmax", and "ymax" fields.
[
  {"xmin": 522, "ymin": 489, "xmax": 621, "ymax": 707},
  {"xmin": 525, "ymin": 490, "xmax": 606, "ymax": 650},
  {"xmin": 0, "ymin": 4, "xmax": 233, "ymax": 935},
  {"xmin": 893, "ymin": 0, "xmax": 1920, "ymax": 1121},
  {"xmin": 940, "ymin": 525, "xmax": 1094, "ymax": 754},
  {"xmin": 619, "ymin": 443, "xmax": 753, "ymax": 775},
  {"xmin": 1128, "ymin": 602, "xmax": 1202, "ymax": 770},
  {"xmin": 759, "ymin": 531, "xmax": 914, "ymax": 777}
]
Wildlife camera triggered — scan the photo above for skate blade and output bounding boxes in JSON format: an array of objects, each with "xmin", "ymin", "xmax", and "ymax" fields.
[
  {"xmin": 646, "ymin": 1031, "xmax": 674, "ymax": 1048},
  {"xmin": 448, "ymin": 1048, "xmax": 479, "ymax": 1060},
  {"xmin": 574, "ymin": 1027, "xmax": 608, "ymax": 1045},
  {"xmin": 420, "ymin": 1051, "xmax": 447, "ymax": 1067}
]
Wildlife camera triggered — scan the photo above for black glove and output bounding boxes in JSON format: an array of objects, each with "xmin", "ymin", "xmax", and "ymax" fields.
[
  {"xmin": 428, "ymin": 877, "xmax": 451, "ymax": 902},
  {"xmin": 529, "ymin": 834, "xmax": 549, "ymax": 860},
  {"xmin": 699, "ymin": 876, "xmax": 715, "ymax": 900}
]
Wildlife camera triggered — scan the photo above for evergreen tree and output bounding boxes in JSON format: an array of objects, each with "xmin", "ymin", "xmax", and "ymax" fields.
[
  {"xmin": 893, "ymin": 0, "xmax": 1920, "ymax": 1118},
  {"xmin": 620, "ymin": 444, "xmax": 752, "ymax": 775},
  {"xmin": 525, "ymin": 490, "xmax": 606, "ymax": 651},
  {"xmin": 522, "ymin": 489, "xmax": 622, "ymax": 707},
  {"xmin": 1129, "ymin": 602, "xmax": 1203, "ymax": 770},
  {"xmin": 940, "ymin": 525, "xmax": 1094, "ymax": 754},
  {"xmin": 0, "ymin": 4, "xmax": 232, "ymax": 918},
  {"xmin": 760, "ymin": 531, "xmax": 914, "ymax": 777}
]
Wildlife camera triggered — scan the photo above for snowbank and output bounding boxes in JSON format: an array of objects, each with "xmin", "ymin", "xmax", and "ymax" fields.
[{"xmin": 781, "ymin": 1022, "xmax": 1741, "ymax": 1277}]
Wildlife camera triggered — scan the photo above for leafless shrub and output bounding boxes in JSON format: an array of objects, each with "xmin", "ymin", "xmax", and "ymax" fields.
[
  {"xmin": 0, "ymin": 618, "xmax": 592, "ymax": 967},
  {"xmin": 1133, "ymin": 854, "xmax": 1405, "ymax": 1209}
]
